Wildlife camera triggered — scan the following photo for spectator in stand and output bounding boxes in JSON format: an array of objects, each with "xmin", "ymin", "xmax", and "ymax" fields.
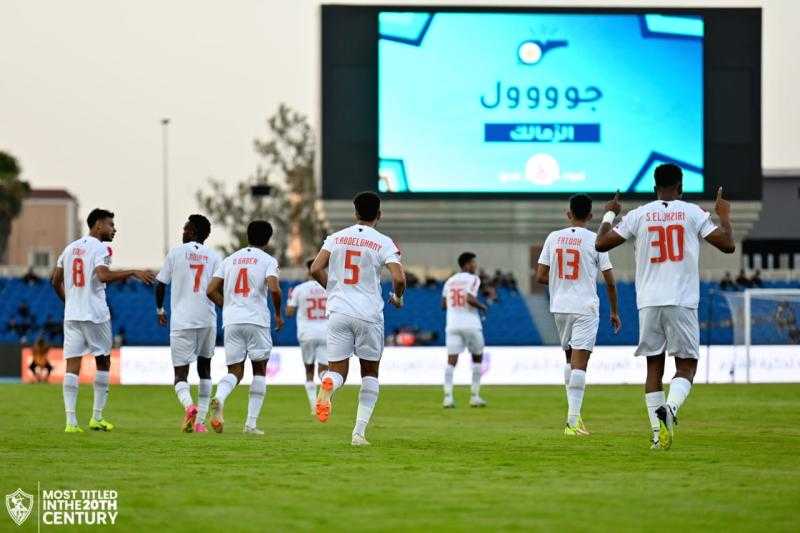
[
  {"xmin": 736, "ymin": 269, "xmax": 753, "ymax": 288},
  {"xmin": 719, "ymin": 271, "xmax": 736, "ymax": 291},
  {"xmin": 7, "ymin": 302, "xmax": 35, "ymax": 343},
  {"xmin": 506, "ymin": 271, "xmax": 519, "ymax": 292},
  {"xmin": 750, "ymin": 269, "xmax": 763, "ymax": 288},
  {"xmin": 43, "ymin": 314, "xmax": 61, "ymax": 342},
  {"xmin": 28, "ymin": 337, "xmax": 53, "ymax": 383},
  {"xmin": 22, "ymin": 267, "xmax": 41, "ymax": 285},
  {"xmin": 406, "ymin": 271, "xmax": 420, "ymax": 289}
]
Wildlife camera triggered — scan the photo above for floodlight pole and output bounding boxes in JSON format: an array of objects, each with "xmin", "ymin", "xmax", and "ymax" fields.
[{"xmin": 161, "ymin": 118, "xmax": 171, "ymax": 257}]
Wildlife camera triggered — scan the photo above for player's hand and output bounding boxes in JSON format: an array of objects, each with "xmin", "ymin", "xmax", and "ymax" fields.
[
  {"xmin": 604, "ymin": 190, "xmax": 622, "ymax": 215},
  {"xmin": 134, "ymin": 270, "xmax": 157, "ymax": 285},
  {"xmin": 274, "ymin": 315, "xmax": 284, "ymax": 331},
  {"xmin": 157, "ymin": 313, "xmax": 167, "ymax": 327},
  {"xmin": 714, "ymin": 186, "xmax": 731, "ymax": 220},
  {"xmin": 610, "ymin": 313, "xmax": 622, "ymax": 334},
  {"xmin": 389, "ymin": 293, "xmax": 404, "ymax": 308}
]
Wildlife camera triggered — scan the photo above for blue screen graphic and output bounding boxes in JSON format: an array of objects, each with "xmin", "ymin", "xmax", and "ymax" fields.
[{"xmin": 378, "ymin": 12, "xmax": 704, "ymax": 194}]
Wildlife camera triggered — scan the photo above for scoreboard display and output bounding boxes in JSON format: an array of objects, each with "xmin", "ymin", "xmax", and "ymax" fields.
[
  {"xmin": 322, "ymin": 6, "xmax": 761, "ymax": 200},
  {"xmin": 378, "ymin": 12, "xmax": 704, "ymax": 194}
]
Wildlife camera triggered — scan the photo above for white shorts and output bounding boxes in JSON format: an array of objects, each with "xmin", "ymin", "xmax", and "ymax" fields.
[
  {"xmin": 223, "ymin": 324, "xmax": 272, "ymax": 365},
  {"xmin": 445, "ymin": 328, "xmax": 485, "ymax": 355},
  {"xmin": 327, "ymin": 312, "xmax": 384, "ymax": 363},
  {"xmin": 553, "ymin": 313, "xmax": 599, "ymax": 352},
  {"xmin": 299, "ymin": 338, "xmax": 328, "ymax": 366},
  {"xmin": 63, "ymin": 320, "xmax": 112, "ymax": 358},
  {"xmin": 635, "ymin": 306, "xmax": 700, "ymax": 359},
  {"xmin": 170, "ymin": 327, "xmax": 216, "ymax": 366}
]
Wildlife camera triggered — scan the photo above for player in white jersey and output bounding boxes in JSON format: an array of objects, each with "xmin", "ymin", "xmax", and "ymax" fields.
[
  {"xmin": 50, "ymin": 208, "xmax": 156, "ymax": 433},
  {"xmin": 205, "ymin": 221, "xmax": 283, "ymax": 435},
  {"xmin": 286, "ymin": 259, "xmax": 329, "ymax": 415},
  {"xmin": 596, "ymin": 164, "xmax": 735, "ymax": 449},
  {"xmin": 309, "ymin": 191, "xmax": 406, "ymax": 446},
  {"xmin": 155, "ymin": 214, "xmax": 221, "ymax": 433},
  {"xmin": 537, "ymin": 194, "xmax": 621, "ymax": 436},
  {"xmin": 441, "ymin": 252, "xmax": 488, "ymax": 408}
]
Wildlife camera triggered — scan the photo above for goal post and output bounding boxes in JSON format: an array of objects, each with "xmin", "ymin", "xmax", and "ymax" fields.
[{"xmin": 719, "ymin": 288, "xmax": 800, "ymax": 383}]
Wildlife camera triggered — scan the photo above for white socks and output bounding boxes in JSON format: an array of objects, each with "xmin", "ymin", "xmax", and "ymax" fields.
[
  {"xmin": 93, "ymin": 370, "xmax": 110, "ymax": 421},
  {"xmin": 645, "ymin": 390, "xmax": 666, "ymax": 432},
  {"xmin": 470, "ymin": 362, "xmax": 481, "ymax": 397},
  {"xmin": 322, "ymin": 371, "xmax": 344, "ymax": 394},
  {"xmin": 63, "ymin": 372, "xmax": 79, "ymax": 426},
  {"xmin": 667, "ymin": 377, "xmax": 692, "ymax": 416},
  {"xmin": 174, "ymin": 381, "xmax": 193, "ymax": 409},
  {"xmin": 353, "ymin": 376, "xmax": 379, "ymax": 437},
  {"xmin": 566, "ymin": 369, "xmax": 586, "ymax": 427},
  {"xmin": 443, "ymin": 364, "xmax": 455, "ymax": 397},
  {"xmin": 197, "ymin": 379, "xmax": 212, "ymax": 422},
  {"xmin": 564, "ymin": 363, "xmax": 572, "ymax": 389},
  {"xmin": 246, "ymin": 375, "xmax": 267, "ymax": 428},
  {"xmin": 214, "ymin": 373, "xmax": 238, "ymax": 405},
  {"xmin": 304, "ymin": 381, "xmax": 317, "ymax": 410}
]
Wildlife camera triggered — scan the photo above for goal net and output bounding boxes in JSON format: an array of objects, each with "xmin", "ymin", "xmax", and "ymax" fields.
[{"xmin": 719, "ymin": 289, "xmax": 800, "ymax": 382}]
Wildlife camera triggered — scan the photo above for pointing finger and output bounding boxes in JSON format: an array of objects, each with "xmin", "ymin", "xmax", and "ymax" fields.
[{"xmin": 716, "ymin": 186, "xmax": 723, "ymax": 201}]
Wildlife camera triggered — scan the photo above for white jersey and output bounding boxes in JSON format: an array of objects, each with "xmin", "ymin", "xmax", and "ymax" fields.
[
  {"xmin": 613, "ymin": 199, "xmax": 717, "ymax": 310},
  {"xmin": 213, "ymin": 247, "xmax": 280, "ymax": 328},
  {"xmin": 538, "ymin": 226, "xmax": 612, "ymax": 316},
  {"xmin": 321, "ymin": 224, "xmax": 401, "ymax": 324},
  {"xmin": 156, "ymin": 241, "xmax": 221, "ymax": 331},
  {"xmin": 287, "ymin": 280, "xmax": 328, "ymax": 342},
  {"xmin": 56, "ymin": 235, "xmax": 112, "ymax": 323},
  {"xmin": 442, "ymin": 272, "xmax": 482, "ymax": 330}
]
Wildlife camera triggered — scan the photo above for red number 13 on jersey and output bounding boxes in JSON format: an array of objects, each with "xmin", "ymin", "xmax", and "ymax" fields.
[{"xmin": 555, "ymin": 248, "xmax": 580, "ymax": 280}]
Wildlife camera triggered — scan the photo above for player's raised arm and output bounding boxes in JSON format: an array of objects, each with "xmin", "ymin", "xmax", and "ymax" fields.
[
  {"xmin": 50, "ymin": 266, "xmax": 65, "ymax": 302},
  {"xmin": 310, "ymin": 249, "xmax": 330, "ymax": 288},
  {"xmin": 387, "ymin": 262, "xmax": 406, "ymax": 308},
  {"xmin": 601, "ymin": 268, "xmax": 622, "ymax": 333},
  {"xmin": 595, "ymin": 191, "xmax": 626, "ymax": 252},
  {"xmin": 704, "ymin": 187, "xmax": 736, "ymax": 254},
  {"xmin": 206, "ymin": 276, "xmax": 224, "ymax": 307},
  {"xmin": 267, "ymin": 275, "xmax": 283, "ymax": 330}
]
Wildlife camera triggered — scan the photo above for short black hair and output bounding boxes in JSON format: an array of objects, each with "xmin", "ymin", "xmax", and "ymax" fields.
[
  {"xmin": 86, "ymin": 208, "xmax": 114, "ymax": 229},
  {"xmin": 187, "ymin": 214, "xmax": 211, "ymax": 242},
  {"xmin": 569, "ymin": 194, "xmax": 592, "ymax": 221},
  {"xmin": 458, "ymin": 252, "xmax": 476, "ymax": 268},
  {"xmin": 654, "ymin": 163, "xmax": 683, "ymax": 189},
  {"xmin": 306, "ymin": 259, "xmax": 314, "ymax": 270},
  {"xmin": 247, "ymin": 220, "xmax": 273, "ymax": 247},
  {"xmin": 353, "ymin": 191, "xmax": 380, "ymax": 222}
]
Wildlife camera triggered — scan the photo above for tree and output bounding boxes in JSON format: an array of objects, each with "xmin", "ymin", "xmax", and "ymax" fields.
[
  {"xmin": 0, "ymin": 151, "xmax": 30, "ymax": 262},
  {"xmin": 196, "ymin": 104, "xmax": 327, "ymax": 264}
]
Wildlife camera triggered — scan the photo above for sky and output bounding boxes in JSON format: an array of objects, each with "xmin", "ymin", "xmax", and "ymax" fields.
[{"xmin": 0, "ymin": 0, "xmax": 797, "ymax": 267}]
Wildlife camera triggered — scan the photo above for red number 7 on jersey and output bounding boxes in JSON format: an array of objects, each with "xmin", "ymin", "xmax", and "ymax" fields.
[
  {"xmin": 189, "ymin": 264, "xmax": 204, "ymax": 292},
  {"xmin": 344, "ymin": 249, "xmax": 361, "ymax": 285}
]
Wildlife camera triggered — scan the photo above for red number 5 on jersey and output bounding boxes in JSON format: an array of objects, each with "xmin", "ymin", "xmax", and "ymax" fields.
[{"xmin": 344, "ymin": 249, "xmax": 361, "ymax": 285}]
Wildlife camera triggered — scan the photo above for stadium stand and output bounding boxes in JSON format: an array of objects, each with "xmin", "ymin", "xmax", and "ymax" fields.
[{"xmin": 1, "ymin": 277, "xmax": 797, "ymax": 347}]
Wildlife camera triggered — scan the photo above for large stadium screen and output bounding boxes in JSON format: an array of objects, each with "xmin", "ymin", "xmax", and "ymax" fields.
[{"xmin": 378, "ymin": 12, "xmax": 704, "ymax": 194}]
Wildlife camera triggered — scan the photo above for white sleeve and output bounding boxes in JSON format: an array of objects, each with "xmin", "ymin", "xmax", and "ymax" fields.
[
  {"xmin": 695, "ymin": 207, "xmax": 717, "ymax": 238},
  {"xmin": 537, "ymin": 235, "xmax": 553, "ymax": 266},
  {"xmin": 598, "ymin": 251, "xmax": 613, "ymax": 272},
  {"xmin": 613, "ymin": 210, "xmax": 637, "ymax": 240},
  {"xmin": 321, "ymin": 235, "xmax": 335, "ymax": 253},
  {"xmin": 56, "ymin": 251, "xmax": 65, "ymax": 268},
  {"xmin": 212, "ymin": 259, "xmax": 225, "ymax": 279},
  {"xmin": 265, "ymin": 258, "xmax": 280, "ymax": 280},
  {"xmin": 156, "ymin": 252, "xmax": 173, "ymax": 284},
  {"xmin": 381, "ymin": 238, "xmax": 402, "ymax": 265},
  {"xmin": 469, "ymin": 275, "xmax": 481, "ymax": 296},
  {"xmin": 441, "ymin": 280, "xmax": 449, "ymax": 298},
  {"xmin": 92, "ymin": 243, "xmax": 112, "ymax": 273},
  {"xmin": 287, "ymin": 286, "xmax": 299, "ymax": 307}
]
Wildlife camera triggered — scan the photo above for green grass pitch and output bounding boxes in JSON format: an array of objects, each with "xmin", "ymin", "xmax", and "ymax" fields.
[{"xmin": 1, "ymin": 383, "xmax": 798, "ymax": 531}]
